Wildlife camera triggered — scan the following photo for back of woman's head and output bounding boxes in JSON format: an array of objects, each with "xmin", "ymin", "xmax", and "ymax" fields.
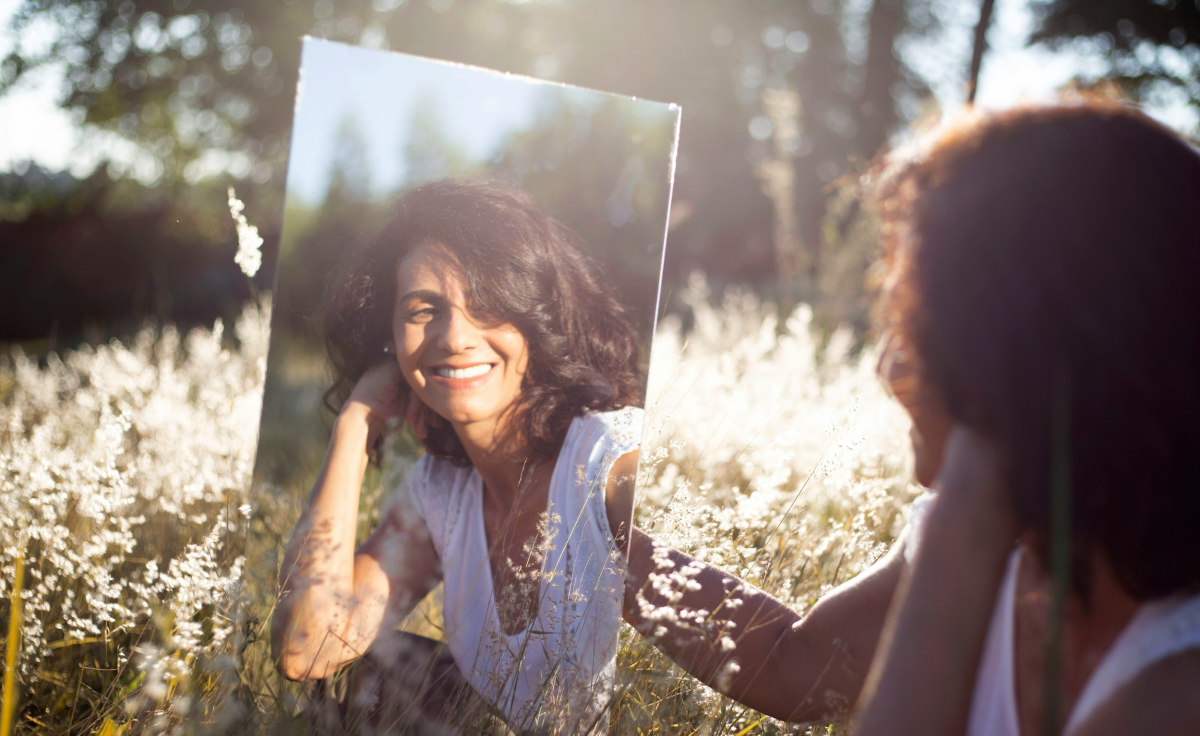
[
  {"xmin": 877, "ymin": 100, "xmax": 1200, "ymax": 600},
  {"xmin": 324, "ymin": 178, "xmax": 643, "ymax": 464}
]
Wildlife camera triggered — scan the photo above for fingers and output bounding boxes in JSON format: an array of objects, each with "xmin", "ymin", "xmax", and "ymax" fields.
[
  {"xmin": 403, "ymin": 392, "xmax": 429, "ymax": 441},
  {"xmin": 404, "ymin": 391, "xmax": 421, "ymax": 426},
  {"xmin": 345, "ymin": 362, "xmax": 406, "ymax": 424}
]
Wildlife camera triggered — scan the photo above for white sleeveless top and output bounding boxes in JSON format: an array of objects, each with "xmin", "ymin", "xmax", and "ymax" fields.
[
  {"xmin": 392, "ymin": 407, "xmax": 642, "ymax": 732},
  {"xmin": 905, "ymin": 493, "xmax": 1200, "ymax": 735}
]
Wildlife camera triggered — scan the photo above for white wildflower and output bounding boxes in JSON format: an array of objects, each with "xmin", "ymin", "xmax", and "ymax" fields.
[
  {"xmin": 227, "ymin": 186, "xmax": 264, "ymax": 278},
  {"xmin": 616, "ymin": 274, "xmax": 921, "ymax": 731},
  {"xmin": 714, "ymin": 660, "xmax": 741, "ymax": 693},
  {"xmin": 0, "ymin": 299, "xmax": 267, "ymax": 696}
]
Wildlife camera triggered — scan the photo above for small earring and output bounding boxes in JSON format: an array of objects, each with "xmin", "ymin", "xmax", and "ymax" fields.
[{"xmin": 382, "ymin": 344, "xmax": 392, "ymax": 355}]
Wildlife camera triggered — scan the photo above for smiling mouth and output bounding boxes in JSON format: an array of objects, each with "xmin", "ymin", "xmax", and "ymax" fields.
[{"xmin": 431, "ymin": 364, "xmax": 494, "ymax": 380}]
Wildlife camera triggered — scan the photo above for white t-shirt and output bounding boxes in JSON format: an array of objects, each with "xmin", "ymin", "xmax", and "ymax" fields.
[
  {"xmin": 904, "ymin": 493, "xmax": 1200, "ymax": 735},
  {"xmin": 392, "ymin": 406, "xmax": 642, "ymax": 731}
]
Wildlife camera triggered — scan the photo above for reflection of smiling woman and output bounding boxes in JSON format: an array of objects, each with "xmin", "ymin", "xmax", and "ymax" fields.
[{"xmin": 271, "ymin": 180, "xmax": 644, "ymax": 730}]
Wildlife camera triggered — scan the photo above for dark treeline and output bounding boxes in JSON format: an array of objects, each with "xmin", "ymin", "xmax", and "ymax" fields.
[
  {"xmin": 1, "ymin": 0, "xmax": 1196, "ymax": 346},
  {"xmin": 0, "ymin": 165, "xmax": 277, "ymax": 345}
]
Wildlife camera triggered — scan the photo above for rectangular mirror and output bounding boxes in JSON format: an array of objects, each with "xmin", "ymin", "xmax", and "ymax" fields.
[{"xmin": 246, "ymin": 37, "xmax": 679, "ymax": 734}]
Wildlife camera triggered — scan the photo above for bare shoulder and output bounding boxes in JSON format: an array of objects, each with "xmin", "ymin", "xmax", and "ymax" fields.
[
  {"xmin": 1072, "ymin": 649, "xmax": 1200, "ymax": 736},
  {"xmin": 358, "ymin": 482, "xmax": 438, "ymax": 578},
  {"xmin": 604, "ymin": 449, "xmax": 639, "ymax": 554}
]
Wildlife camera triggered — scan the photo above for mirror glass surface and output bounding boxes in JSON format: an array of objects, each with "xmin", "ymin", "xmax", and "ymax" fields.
[{"xmin": 249, "ymin": 37, "xmax": 679, "ymax": 733}]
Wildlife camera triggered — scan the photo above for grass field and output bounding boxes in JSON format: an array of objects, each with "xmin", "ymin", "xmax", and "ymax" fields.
[{"xmin": 0, "ymin": 278, "xmax": 919, "ymax": 735}]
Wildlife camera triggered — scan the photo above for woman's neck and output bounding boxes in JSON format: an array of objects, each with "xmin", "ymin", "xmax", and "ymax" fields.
[
  {"xmin": 1013, "ymin": 540, "xmax": 1143, "ymax": 735},
  {"xmin": 1016, "ymin": 537, "xmax": 1142, "ymax": 634},
  {"xmin": 453, "ymin": 415, "xmax": 546, "ymax": 509}
]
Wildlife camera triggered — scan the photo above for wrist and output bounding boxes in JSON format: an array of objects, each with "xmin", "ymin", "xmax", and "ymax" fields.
[
  {"xmin": 922, "ymin": 482, "xmax": 1016, "ymax": 574},
  {"xmin": 336, "ymin": 403, "xmax": 380, "ymax": 442},
  {"xmin": 935, "ymin": 429, "xmax": 1008, "ymax": 509}
]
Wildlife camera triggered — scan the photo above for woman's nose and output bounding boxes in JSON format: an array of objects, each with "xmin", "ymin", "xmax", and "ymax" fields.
[{"xmin": 437, "ymin": 306, "xmax": 482, "ymax": 353}]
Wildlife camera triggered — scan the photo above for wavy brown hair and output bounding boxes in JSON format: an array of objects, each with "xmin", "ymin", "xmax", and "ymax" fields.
[
  {"xmin": 323, "ymin": 178, "xmax": 644, "ymax": 465},
  {"xmin": 874, "ymin": 100, "xmax": 1200, "ymax": 600}
]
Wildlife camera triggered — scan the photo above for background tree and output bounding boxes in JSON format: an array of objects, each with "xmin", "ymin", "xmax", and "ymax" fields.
[
  {"xmin": 1032, "ymin": 0, "xmax": 1200, "ymax": 115},
  {"xmin": 0, "ymin": 0, "xmax": 1030, "ymax": 346},
  {"xmin": 401, "ymin": 97, "xmax": 479, "ymax": 187}
]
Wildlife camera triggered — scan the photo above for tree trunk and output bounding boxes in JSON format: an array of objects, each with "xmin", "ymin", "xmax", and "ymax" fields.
[
  {"xmin": 859, "ymin": 0, "xmax": 905, "ymax": 158},
  {"xmin": 967, "ymin": 0, "xmax": 998, "ymax": 104}
]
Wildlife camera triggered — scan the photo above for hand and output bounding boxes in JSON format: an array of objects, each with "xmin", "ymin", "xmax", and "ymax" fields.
[
  {"xmin": 342, "ymin": 362, "xmax": 435, "ymax": 446},
  {"xmin": 934, "ymin": 426, "xmax": 1002, "ymax": 500},
  {"xmin": 855, "ymin": 427, "xmax": 1016, "ymax": 736},
  {"xmin": 342, "ymin": 361, "xmax": 407, "ymax": 437},
  {"xmin": 931, "ymin": 425, "xmax": 1017, "ymax": 545}
]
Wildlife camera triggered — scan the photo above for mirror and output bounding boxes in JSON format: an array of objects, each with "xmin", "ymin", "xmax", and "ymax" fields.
[{"xmin": 248, "ymin": 37, "xmax": 679, "ymax": 733}]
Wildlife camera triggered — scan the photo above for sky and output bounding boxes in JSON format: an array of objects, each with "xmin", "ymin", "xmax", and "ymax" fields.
[
  {"xmin": 909, "ymin": 0, "xmax": 1194, "ymax": 133},
  {"xmin": 0, "ymin": 0, "xmax": 1193, "ymax": 180},
  {"xmin": 290, "ymin": 39, "xmax": 574, "ymax": 204},
  {"xmin": 0, "ymin": 0, "xmax": 83, "ymax": 174}
]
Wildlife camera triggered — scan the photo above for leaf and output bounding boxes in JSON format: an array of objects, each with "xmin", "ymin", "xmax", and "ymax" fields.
[
  {"xmin": 733, "ymin": 715, "xmax": 768, "ymax": 736},
  {"xmin": 45, "ymin": 636, "xmax": 105, "ymax": 650},
  {"xmin": 95, "ymin": 718, "xmax": 130, "ymax": 736},
  {"xmin": 116, "ymin": 671, "xmax": 145, "ymax": 701}
]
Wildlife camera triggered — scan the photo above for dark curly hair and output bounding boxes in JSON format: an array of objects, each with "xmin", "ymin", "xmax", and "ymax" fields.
[
  {"xmin": 874, "ymin": 100, "xmax": 1200, "ymax": 601},
  {"xmin": 323, "ymin": 178, "xmax": 644, "ymax": 465}
]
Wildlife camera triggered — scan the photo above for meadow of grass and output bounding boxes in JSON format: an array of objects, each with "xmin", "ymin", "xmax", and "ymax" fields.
[
  {"xmin": 0, "ymin": 273, "xmax": 919, "ymax": 735},
  {"xmin": 614, "ymin": 278, "xmax": 916, "ymax": 735},
  {"xmin": 0, "ymin": 301, "xmax": 269, "ymax": 735}
]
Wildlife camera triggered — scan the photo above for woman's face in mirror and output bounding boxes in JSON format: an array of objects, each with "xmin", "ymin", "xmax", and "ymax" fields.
[
  {"xmin": 391, "ymin": 242, "xmax": 529, "ymax": 430},
  {"xmin": 876, "ymin": 332, "xmax": 953, "ymax": 487}
]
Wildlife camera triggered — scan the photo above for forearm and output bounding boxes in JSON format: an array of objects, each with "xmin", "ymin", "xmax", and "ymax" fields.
[
  {"xmin": 623, "ymin": 528, "xmax": 793, "ymax": 693},
  {"xmin": 855, "ymin": 488, "xmax": 1014, "ymax": 735},
  {"xmin": 624, "ymin": 528, "xmax": 900, "ymax": 723},
  {"xmin": 273, "ymin": 408, "xmax": 377, "ymax": 677}
]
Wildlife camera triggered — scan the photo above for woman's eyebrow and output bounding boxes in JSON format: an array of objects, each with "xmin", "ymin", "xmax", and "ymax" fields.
[{"xmin": 398, "ymin": 289, "xmax": 444, "ymax": 304}]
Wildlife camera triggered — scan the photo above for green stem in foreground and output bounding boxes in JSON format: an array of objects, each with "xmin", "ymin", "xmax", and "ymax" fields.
[
  {"xmin": 1042, "ymin": 371, "xmax": 1071, "ymax": 736},
  {"xmin": 1, "ymin": 551, "xmax": 24, "ymax": 736}
]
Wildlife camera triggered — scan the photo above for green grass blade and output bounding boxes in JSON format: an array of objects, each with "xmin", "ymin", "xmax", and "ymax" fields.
[{"xmin": 2, "ymin": 552, "xmax": 24, "ymax": 736}]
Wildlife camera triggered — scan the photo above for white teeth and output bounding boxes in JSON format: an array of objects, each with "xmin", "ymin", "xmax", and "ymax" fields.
[{"xmin": 433, "ymin": 364, "xmax": 492, "ymax": 380}]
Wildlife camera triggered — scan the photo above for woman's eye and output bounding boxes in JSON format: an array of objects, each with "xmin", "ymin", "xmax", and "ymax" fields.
[{"xmin": 408, "ymin": 307, "xmax": 437, "ymax": 323}]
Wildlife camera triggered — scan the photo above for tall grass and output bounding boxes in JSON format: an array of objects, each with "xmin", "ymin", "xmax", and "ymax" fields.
[
  {"xmin": 615, "ymin": 278, "xmax": 916, "ymax": 735},
  {"xmin": 0, "ymin": 302, "xmax": 268, "ymax": 734},
  {"xmin": 0, "ymin": 274, "xmax": 919, "ymax": 734}
]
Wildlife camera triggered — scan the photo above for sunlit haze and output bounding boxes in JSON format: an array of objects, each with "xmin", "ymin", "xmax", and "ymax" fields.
[{"xmin": 0, "ymin": 0, "xmax": 1193, "ymax": 179}]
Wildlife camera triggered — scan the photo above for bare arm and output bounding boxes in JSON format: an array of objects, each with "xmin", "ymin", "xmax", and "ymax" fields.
[
  {"xmin": 604, "ymin": 450, "xmax": 639, "ymax": 557},
  {"xmin": 854, "ymin": 427, "xmax": 1015, "ymax": 736},
  {"xmin": 622, "ymin": 525, "xmax": 905, "ymax": 723},
  {"xmin": 271, "ymin": 364, "xmax": 439, "ymax": 681}
]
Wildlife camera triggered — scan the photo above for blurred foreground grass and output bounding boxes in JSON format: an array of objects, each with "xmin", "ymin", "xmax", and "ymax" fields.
[{"xmin": 0, "ymin": 279, "xmax": 918, "ymax": 734}]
